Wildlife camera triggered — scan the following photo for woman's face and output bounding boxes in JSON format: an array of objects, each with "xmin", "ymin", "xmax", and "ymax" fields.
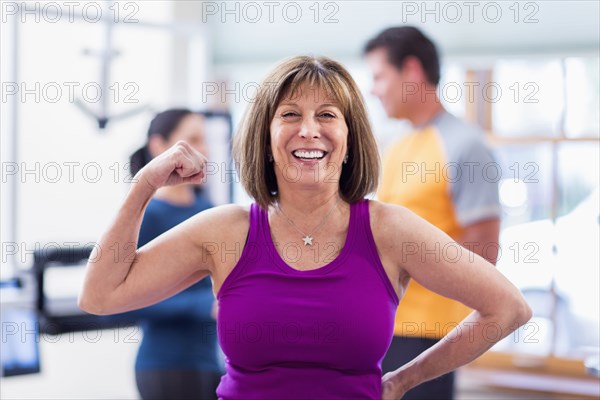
[
  {"xmin": 167, "ymin": 113, "xmax": 208, "ymax": 158},
  {"xmin": 269, "ymin": 84, "xmax": 348, "ymax": 190}
]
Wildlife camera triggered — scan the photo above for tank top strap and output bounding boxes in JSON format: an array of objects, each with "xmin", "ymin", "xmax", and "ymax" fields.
[
  {"xmin": 248, "ymin": 202, "xmax": 264, "ymax": 242},
  {"xmin": 350, "ymin": 199, "xmax": 373, "ymax": 259},
  {"xmin": 216, "ymin": 202, "xmax": 269, "ymax": 300},
  {"xmin": 354, "ymin": 198, "xmax": 400, "ymax": 305},
  {"xmin": 244, "ymin": 202, "xmax": 273, "ymax": 259}
]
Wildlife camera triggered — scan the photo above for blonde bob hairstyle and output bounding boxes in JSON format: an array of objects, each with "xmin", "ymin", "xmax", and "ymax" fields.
[{"xmin": 232, "ymin": 55, "xmax": 380, "ymax": 210}]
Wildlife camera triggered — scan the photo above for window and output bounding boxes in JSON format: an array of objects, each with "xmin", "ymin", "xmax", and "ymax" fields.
[
  {"xmin": 492, "ymin": 59, "xmax": 565, "ymax": 137},
  {"xmin": 565, "ymin": 57, "xmax": 600, "ymax": 138},
  {"xmin": 485, "ymin": 57, "xmax": 599, "ymax": 362}
]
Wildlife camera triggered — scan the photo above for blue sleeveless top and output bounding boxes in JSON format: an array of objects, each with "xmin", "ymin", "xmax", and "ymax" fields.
[{"xmin": 216, "ymin": 198, "xmax": 399, "ymax": 399}]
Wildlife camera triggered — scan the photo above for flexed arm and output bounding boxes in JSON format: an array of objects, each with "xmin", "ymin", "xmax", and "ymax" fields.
[{"xmin": 78, "ymin": 140, "xmax": 212, "ymax": 315}]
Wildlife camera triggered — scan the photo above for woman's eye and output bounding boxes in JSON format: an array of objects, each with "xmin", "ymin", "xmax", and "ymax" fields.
[
  {"xmin": 282, "ymin": 112, "xmax": 299, "ymax": 118},
  {"xmin": 320, "ymin": 112, "xmax": 336, "ymax": 119}
]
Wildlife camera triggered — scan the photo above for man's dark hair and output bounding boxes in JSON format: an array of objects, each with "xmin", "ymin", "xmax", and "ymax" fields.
[{"xmin": 364, "ymin": 26, "xmax": 441, "ymax": 86}]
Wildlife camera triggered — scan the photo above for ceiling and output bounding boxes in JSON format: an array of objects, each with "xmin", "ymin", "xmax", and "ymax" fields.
[{"xmin": 184, "ymin": 1, "xmax": 600, "ymax": 64}]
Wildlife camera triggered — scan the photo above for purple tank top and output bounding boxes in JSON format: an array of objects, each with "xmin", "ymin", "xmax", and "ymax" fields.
[{"xmin": 216, "ymin": 198, "xmax": 399, "ymax": 399}]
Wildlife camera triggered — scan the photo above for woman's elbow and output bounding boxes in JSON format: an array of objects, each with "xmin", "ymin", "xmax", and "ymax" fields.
[
  {"xmin": 512, "ymin": 296, "xmax": 533, "ymax": 327},
  {"xmin": 77, "ymin": 291, "xmax": 108, "ymax": 316},
  {"xmin": 483, "ymin": 294, "xmax": 533, "ymax": 329}
]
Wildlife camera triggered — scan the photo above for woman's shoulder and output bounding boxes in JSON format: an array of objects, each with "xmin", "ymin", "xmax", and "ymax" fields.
[
  {"xmin": 190, "ymin": 203, "xmax": 253, "ymax": 278},
  {"xmin": 365, "ymin": 199, "xmax": 424, "ymax": 242},
  {"xmin": 198, "ymin": 203, "xmax": 250, "ymax": 226},
  {"xmin": 365, "ymin": 199, "xmax": 411, "ymax": 223},
  {"xmin": 181, "ymin": 202, "xmax": 250, "ymax": 259}
]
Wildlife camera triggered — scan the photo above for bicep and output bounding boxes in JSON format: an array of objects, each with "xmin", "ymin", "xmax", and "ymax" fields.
[{"xmin": 105, "ymin": 209, "xmax": 216, "ymax": 314}]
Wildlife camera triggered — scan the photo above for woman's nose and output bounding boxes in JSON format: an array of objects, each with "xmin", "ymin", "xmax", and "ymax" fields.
[{"xmin": 299, "ymin": 118, "xmax": 320, "ymax": 139}]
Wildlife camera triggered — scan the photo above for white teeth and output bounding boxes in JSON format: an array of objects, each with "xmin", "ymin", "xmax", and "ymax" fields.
[{"xmin": 293, "ymin": 150, "xmax": 325, "ymax": 159}]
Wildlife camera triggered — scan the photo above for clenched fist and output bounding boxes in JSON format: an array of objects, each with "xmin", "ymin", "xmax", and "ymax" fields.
[{"xmin": 138, "ymin": 140, "xmax": 208, "ymax": 191}]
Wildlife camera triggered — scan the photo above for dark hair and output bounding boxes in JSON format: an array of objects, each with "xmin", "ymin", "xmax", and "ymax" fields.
[
  {"xmin": 129, "ymin": 108, "xmax": 194, "ymax": 176},
  {"xmin": 364, "ymin": 26, "xmax": 441, "ymax": 86}
]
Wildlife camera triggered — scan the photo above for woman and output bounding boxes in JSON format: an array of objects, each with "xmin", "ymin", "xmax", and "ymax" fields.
[
  {"xmin": 79, "ymin": 56, "xmax": 532, "ymax": 400},
  {"xmin": 123, "ymin": 109, "xmax": 223, "ymax": 399}
]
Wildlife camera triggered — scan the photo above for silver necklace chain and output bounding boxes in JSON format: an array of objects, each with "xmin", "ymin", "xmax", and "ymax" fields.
[{"xmin": 275, "ymin": 198, "xmax": 340, "ymax": 246}]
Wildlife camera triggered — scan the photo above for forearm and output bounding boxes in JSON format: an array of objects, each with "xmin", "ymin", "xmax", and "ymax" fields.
[
  {"xmin": 392, "ymin": 307, "xmax": 529, "ymax": 392},
  {"xmin": 78, "ymin": 175, "xmax": 156, "ymax": 313}
]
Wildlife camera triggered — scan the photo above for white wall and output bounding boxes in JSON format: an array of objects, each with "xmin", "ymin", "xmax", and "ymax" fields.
[
  {"xmin": 1, "ymin": 329, "xmax": 141, "ymax": 399},
  {"xmin": 206, "ymin": 1, "xmax": 600, "ymax": 64}
]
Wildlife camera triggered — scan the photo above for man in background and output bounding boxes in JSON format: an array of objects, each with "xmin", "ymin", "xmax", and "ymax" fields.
[{"xmin": 364, "ymin": 26, "xmax": 501, "ymax": 399}]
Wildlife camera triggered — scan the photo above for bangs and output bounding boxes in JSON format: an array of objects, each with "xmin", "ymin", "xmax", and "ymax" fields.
[{"xmin": 275, "ymin": 63, "xmax": 351, "ymax": 114}]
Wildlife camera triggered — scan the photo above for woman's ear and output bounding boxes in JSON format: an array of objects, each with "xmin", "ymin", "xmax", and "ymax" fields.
[{"xmin": 147, "ymin": 134, "xmax": 167, "ymax": 158}]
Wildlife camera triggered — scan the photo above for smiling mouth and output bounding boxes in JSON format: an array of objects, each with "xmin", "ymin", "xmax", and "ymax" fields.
[{"xmin": 292, "ymin": 150, "xmax": 328, "ymax": 161}]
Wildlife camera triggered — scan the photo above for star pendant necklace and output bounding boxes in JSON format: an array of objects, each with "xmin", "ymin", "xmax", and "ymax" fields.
[{"xmin": 275, "ymin": 198, "xmax": 340, "ymax": 246}]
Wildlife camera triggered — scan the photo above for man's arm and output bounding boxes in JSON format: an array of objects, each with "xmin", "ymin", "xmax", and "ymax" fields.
[
  {"xmin": 450, "ymin": 135, "xmax": 502, "ymax": 265},
  {"xmin": 456, "ymin": 218, "xmax": 500, "ymax": 265}
]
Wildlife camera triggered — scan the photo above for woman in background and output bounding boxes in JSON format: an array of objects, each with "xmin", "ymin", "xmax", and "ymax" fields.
[{"xmin": 126, "ymin": 109, "xmax": 223, "ymax": 400}]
